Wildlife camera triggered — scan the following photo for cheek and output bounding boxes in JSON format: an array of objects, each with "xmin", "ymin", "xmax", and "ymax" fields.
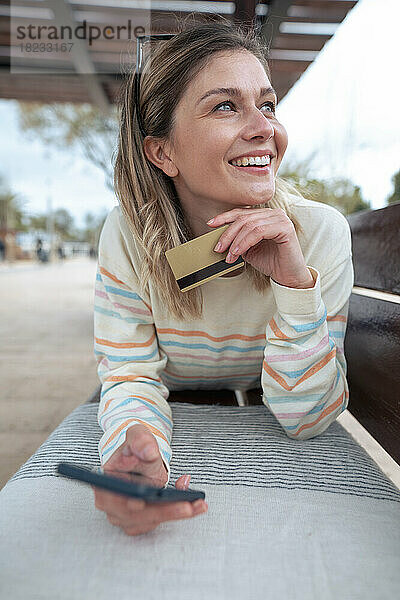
[
  {"xmin": 274, "ymin": 122, "xmax": 288, "ymax": 170},
  {"xmin": 184, "ymin": 133, "xmax": 217, "ymax": 172}
]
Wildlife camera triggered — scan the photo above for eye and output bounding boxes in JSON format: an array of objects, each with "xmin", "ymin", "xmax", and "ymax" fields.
[
  {"xmin": 263, "ymin": 101, "xmax": 276, "ymax": 114},
  {"xmin": 213, "ymin": 100, "xmax": 276, "ymax": 114},
  {"xmin": 213, "ymin": 100, "xmax": 235, "ymax": 112}
]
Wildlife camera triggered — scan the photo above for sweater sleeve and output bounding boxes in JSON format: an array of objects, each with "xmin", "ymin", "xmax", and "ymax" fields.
[
  {"xmin": 261, "ymin": 221, "xmax": 354, "ymax": 440},
  {"xmin": 94, "ymin": 211, "xmax": 172, "ymax": 487}
]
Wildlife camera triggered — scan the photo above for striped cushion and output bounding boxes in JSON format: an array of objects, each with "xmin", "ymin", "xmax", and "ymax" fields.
[
  {"xmin": 1, "ymin": 402, "xmax": 400, "ymax": 599},
  {"xmin": 9, "ymin": 402, "xmax": 400, "ymax": 503}
]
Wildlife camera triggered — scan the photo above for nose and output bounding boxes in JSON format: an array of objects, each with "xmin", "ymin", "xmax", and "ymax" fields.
[{"xmin": 242, "ymin": 106, "xmax": 275, "ymax": 141}]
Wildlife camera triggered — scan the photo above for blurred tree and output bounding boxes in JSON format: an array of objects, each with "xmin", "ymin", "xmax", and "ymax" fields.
[
  {"xmin": 28, "ymin": 208, "xmax": 76, "ymax": 240},
  {"xmin": 27, "ymin": 208, "xmax": 106, "ymax": 242},
  {"xmin": 17, "ymin": 103, "xmax": 117, "ymax": 190},
  {"xmin": 79, "ymin": 210, "xmax": 108, "ymax": 247},
  {"xmin": 27, "ymin": 214, "xmax": 48, "ymax": 231},
  {"xmin": 0, "ymin": 176, "xmax": 28, "ymax": 231},
  {"xmin": 280, "ymin": 159, "xmax": 370, "ymax": 215},
  {"xmin": 386, "ymin": 169, "xmax": 400, "ymax": 205},
  {"xmin": 53, "ymin": 208, "xmax": 75, "ymax": 240}
]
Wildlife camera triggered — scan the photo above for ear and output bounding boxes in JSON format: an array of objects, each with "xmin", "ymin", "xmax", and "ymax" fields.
[{"xmin": 143, "ymin": 137, "xmax": 179, "ymax": 178}]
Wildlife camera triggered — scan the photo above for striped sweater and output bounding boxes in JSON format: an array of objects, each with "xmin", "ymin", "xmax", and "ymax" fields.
[{"xmin": 94, "ymin": 194, "xmax": 354, "ymax": 486}]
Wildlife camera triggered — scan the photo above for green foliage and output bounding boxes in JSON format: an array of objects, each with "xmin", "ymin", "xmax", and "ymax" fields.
[
  {"xmin": 0, "ymin": 171, "xmax": 107, "ymax": 243},
  {"xmin": 26, "ymin": 208, "xmax": 107, "ymax": 243},
  {"xmin": 27, "ymin": 214, "xmax": 47, "ymax": 231},
  {"xmin": 386, "ymin": 169, "xmax": 400, "ymax": 205},
  {"xmin": 20, "ymin": 209, "xmax": 77, "ymax": 240},
  {"xmin": 76, "ymin": 210, "xmax": 108, "ymax": 246},
  {"xmin": 280, "ymin": 159, "xmax": 371, "ymax": 215},
  {"xmin": 0, "ymin": 176, "xmax": 29, "ymax": 231},
  {"xmin": 53, "ymin": 208, "xmax": 75, "ymax": 240}
]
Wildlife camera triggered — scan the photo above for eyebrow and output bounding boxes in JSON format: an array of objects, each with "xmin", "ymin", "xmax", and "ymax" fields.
[{"xmin": 198, "ymin": 86, "xmax": 277, "ymax": 105}]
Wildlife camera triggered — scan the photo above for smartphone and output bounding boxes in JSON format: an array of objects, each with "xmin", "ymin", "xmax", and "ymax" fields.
[{"xmin": 57, "ymin": 462, "xmax": 205, "ymax": 503}]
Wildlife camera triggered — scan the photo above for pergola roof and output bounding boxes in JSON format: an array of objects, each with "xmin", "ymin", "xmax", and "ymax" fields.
[{"xmin": 0, "ymin": 1, "xmax": 358, "ymax": 108}]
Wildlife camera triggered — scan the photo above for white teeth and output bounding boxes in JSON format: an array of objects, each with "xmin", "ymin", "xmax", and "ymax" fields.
[{"xmin": 231, "ymin": 155, "xmax": 271, "ymax": 167}]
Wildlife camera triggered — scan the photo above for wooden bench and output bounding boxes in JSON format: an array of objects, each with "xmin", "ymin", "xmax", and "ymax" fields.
[
  {"xmin": 86, "ymin": 386, "xmax": 264, "ymax": 407},
  {"xmin": 345, "ymin": 202, "xmax": 400, "ymax": 463}
]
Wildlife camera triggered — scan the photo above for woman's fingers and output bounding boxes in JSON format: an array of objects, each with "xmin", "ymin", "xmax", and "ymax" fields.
[
  {"xmin": 93, "ymin": 472, "xmax": 192, "ymax": 514},
  {"xmin": 224, "ymin": 221, "xmax": 268, "ymax": 262},
  {"xmin": 107, "ymin": 514, "xmax": 122, "ymax": 526},
  {"xmin": 126, "ymin": 425, "xmax": 160, "ymax": 462},
  {"xmin": 95, "ymin": 489, "xmax": 206, "ymax": 521},
  {"xmin": 128, "ymin": 499, "xmax": 197, "ymax": 522},
  {"xmin": 175, "ymin": 473, "xmax": 191, "ymax": 490},
  {"xmin": 93, "ymin": 470, "xmax": 207, "ymax": 537},
  {"xmin": 102, "ymin": 425, "xmax": 166, "ymax": 485},
  {"xmin": 123, "ymin": 522, "xmax": 160, "ymax": 536},
  {"xmin": 94, "ymin": 489, "xmax": 145, "ymax": 517},
  {"xmin": 102, "ymin": 499, "xmax": 207, "ymax": 532},
  {"xmin": 213, "ymin": 219, "xmax": 246, "ymax": 253}
]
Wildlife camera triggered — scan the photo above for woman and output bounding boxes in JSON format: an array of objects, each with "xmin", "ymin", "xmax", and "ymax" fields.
[{"xmin": 93, "ymin": 17, "xmax": 354, "ymax": 536}]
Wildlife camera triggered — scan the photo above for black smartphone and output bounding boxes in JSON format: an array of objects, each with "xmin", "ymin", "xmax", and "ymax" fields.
[{"xmin": 57, "ymin": 462, "xmax": 205, "ymax": 503}]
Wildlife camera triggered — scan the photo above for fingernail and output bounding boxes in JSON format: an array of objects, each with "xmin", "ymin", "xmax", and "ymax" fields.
[
  {"xmin": 214, "ymin": 242, "xmax": 222, "ymax": 252},
  {"xmin": 122, "ymin": 446, "xmax": 132, "ymax": 456},
  {"xmin": 207, "ymin": 218, "xmax": 214, "ymax": 224},
  {"xmin": 184, "ymin": 475, "xmax": 190, "ymax": 487},
  {"xmin": 140, "ymin": 444, "xmax": 156, "ymax": 459},
  {"xmin": 193, "ymin": 500, "xmax": 206, "ymax": 513}
]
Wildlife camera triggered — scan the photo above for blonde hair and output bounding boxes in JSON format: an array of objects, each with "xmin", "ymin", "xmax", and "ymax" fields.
[{"xmin": 114, "ymin": 14, "xmax": 304, "ymax": 320}]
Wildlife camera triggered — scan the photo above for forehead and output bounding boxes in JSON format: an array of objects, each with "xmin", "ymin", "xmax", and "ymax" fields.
[{"xmin": 184, "ymin": 50, "xmax": 271, "ymax": 100}]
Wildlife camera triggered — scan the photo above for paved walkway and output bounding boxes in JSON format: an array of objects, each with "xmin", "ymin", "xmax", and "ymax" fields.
[
  {"xmin": 1, "ymin": 258, "xmax": 398, "ymax": 490},
  {"xmin": 0, "ymin": 258, "xmax": 99, "ymax": 488}
]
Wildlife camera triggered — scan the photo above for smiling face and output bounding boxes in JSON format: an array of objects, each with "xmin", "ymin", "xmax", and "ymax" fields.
[{"xmin": 144, "ymin": 49, "xmax": 288, "ymax": 235}]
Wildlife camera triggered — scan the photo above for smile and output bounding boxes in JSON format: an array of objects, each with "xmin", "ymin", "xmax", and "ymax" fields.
[
  {"xmin": 228, "ymin": 162, "xmax": 272, "ymax": 176},
  {"xmin": 230, "ymin": 155, "xmax": 271, "ymax": 167}
]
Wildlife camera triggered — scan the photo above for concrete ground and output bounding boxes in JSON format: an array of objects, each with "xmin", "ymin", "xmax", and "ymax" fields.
[
  {"xmin": 0, "ymin": 257, "xmax": 99, "ymax": 489},
  {"xmin": 1, "ymin": 257, "xmax": 399, "ymax": 490}
]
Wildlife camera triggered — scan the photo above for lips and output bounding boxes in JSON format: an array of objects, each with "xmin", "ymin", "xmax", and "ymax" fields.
[{"xmin": 228, "ymin": 162, "xmax": 272, "ymax": 176}]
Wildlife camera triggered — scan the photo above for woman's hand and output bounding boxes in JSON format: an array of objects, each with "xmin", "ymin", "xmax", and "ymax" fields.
[
  {"xmin": 92, "ymin": 424, "xmax": 208, "ymax": 536},
  {"xmin": 207, "ymin": 207, "xmax": 315, "ymax": 289}
]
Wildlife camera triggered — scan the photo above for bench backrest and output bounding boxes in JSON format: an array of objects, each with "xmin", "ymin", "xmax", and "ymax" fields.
[{"xmin": 345, "ymin": 202, "xmax": 400, "ymax": 463}]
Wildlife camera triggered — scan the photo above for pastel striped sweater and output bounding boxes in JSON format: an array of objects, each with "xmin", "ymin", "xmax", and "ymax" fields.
[{"xmin": 94, "ymin": 194, "xmax": 354, "ymax": 486}]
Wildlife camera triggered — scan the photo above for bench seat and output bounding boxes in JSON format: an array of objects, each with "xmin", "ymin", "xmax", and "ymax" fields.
[{"xmin": 1, "ymin": 400, "xmax": 399, "ymax": 599}]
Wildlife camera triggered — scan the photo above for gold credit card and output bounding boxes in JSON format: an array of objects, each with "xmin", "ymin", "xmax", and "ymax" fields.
[{"xmin": 165, "ymin": 225, "xmax": 245, "ymax": 292}]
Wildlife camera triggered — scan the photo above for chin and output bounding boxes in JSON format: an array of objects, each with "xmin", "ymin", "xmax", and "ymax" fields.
[{"xmin": 241, "ymin": 187, "xmax": 275, "ymax": 207}]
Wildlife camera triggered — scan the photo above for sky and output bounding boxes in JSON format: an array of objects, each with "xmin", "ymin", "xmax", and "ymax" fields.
[
  {"xmin": 277, "ymin": 0, "xmax": 400, "ymax": 209},
  {"xmin": 1, "ymin": 0, "xmax": 399, "ymax": 227}
]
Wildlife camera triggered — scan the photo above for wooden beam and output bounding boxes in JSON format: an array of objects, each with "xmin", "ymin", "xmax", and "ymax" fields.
[
  {"xmin": 291, "ymin": 1, "xmax": 357, "ymax": 9},
  {"xmin": 272, "ymin": 33, "xmax": 331, "ymax": 50},
  {"xmin": 287, "ymin": 5, "xmax": 355, "ymax": 21},
  {"xmin": 46, "ymin": 0, "xmax": 111, "ymax": 113},
  {"xmin": 276, "ymin": 14, "xmax": 352, "ymax": 23},
  {"xmin": 259, "ymin": 0, "xmax": 292, "ymax": 50},
  {"xmin": 234, "ymin": 0, "xmax": 258, "ymax": 26}
]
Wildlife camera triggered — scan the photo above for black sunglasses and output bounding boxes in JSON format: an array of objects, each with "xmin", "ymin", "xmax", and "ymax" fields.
[{"xmin": 135, "ymin": 33, "xmax": 175, "ymax": 138}]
